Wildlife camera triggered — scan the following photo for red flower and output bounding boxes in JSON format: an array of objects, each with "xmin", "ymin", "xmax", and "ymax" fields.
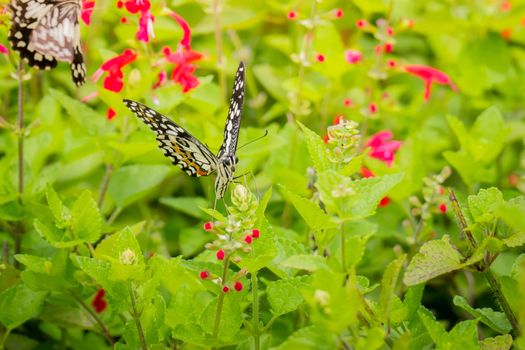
[
  {"xmin": 203, "ymin": 221, "xmax": 213, "ymax": 232},
  {"xmin": 368, "ymin": 102, "xmax": 378, "ymax": 114},
  {"xmin": 120, "ymin": 16, "xmax": 128, "ymax": 23},
  {"xmin": 316, "ymin": 53, "xmax": 325, "ymax": 63},
  {"xmin": 0, "ymin": 44, "xmax": 8, "ymax": 55},
  {"xmin": 404, "ymin": 64, "xmax": 457, "ymax": 101},
  {"xmin": 384, "ymin": 42, "xmax": 393, "ymax": 53},
  {"xmin": 345, "ymin": 49, "xmax": 362, "ymax": 64},
  {"xmin": 222, "ymin": 286, "xmax": 229, "ymax": 293},
  {"xmin": 334, "ymin": 9, "xmax": 343, "ymax": 18},
  {"xmin": 93, "ymin": 49, "xmax": 137, "ymax": 93},
  {"xmin": 387, "ymin": 59, "xmax": 396, "ymax": 68},
  {"xmin": 123, "ymin": 0, "xmax": 150, "ymax": 13},
  {"xmin": 91, "ymin": 288, "xmax": 108, "ymax": 313},
  {"xmin": 366, "ymin": 131, "xmax": 401, "ymax": 167},
  {"xmin": 343, "ymin": 98, "xmax": 353, "ymax": 107},
  {"xmin": 287, "ymin": 11, "xmax": 297, "ymax": 20},
  {"xmin": 163, "ymin": 47, "xmax": 202, "ymax": 93},
  {"xmin": 356, "ymin": 19, "xmax": 367, "ymax": 28},
  {"xmin": 244, "ymin": 235, "xmax": 253, "ymax": 244},
  {"xmin": 251, "ymin": 229, "xmax": 260, "ymax": 238},
  {"xmin": 438, "ymin": 203, "xmax": 447, "ymax": 213},
  {"xmin": 216, "ymin": 249, "xmax": 225, "ymax": 260},
  {"xmin": 167, "ymin": 11, "xmax": 192, "ymax": 50},
  {"xmin": 137, "ymin": 10, "xmax": 155, "ymax": 42},
  {"xmin": 152, "ymin": 71, "xmax": 167, "ymax": 89},
  {"xmin": 81, "ymin": 0, "xmax": 95, "ymax": 25},
  {"xmin": 379, "ymin": 197, "xmax": 391, "ymax": 207},
  {"xmin": 200, "ymin": 270, "xmax": 210, "ymax": 279},
  {"xmin": 234, "ymin": 281, "xmax": 243, "ymax": 291},
  {"xmin": 107, "ymin": 108, "xmax": 116, "ymax": 120}
]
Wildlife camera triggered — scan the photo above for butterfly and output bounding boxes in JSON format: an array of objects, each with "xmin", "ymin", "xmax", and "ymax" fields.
[
  {"xmin": 123, "ymin": 62, "xmax": 246, "ymax": 199},
  {"xmin": 8, "ymin": 0, "xmax": 86, "ymax": 86}
]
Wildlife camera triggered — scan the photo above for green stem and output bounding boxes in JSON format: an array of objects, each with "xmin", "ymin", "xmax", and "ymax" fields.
[
  {"xmin": 129, "ymin": 284, "xmax": 148, "ymax": 350},
  {"xmin": 97, "ymin": 163, "xmax": 113, "ymax": 208},
  {"xmin": 0, "ymin": 328, "xmax": 11, "ymax": 349},
  {"xmin": 484, "ymin": 268, "xmax": 519, "ymax": 335},
  {"xmin": 251, "ymin": 271, "xmax": 260, "ymax": 350},
  {"xmin": 14, "ymin": 58, "xmax": 25, "ymax": 268},
  {"xmin": 71, "ymin": 292, "xmax": 114, "ymax": 346},
  {"xmin": 340, "ymin": 222, "xmax": 346, "ymax": 272},
  {"xmin": 213, "ymin": 254, "xmax": 230, "ymax": 338}
]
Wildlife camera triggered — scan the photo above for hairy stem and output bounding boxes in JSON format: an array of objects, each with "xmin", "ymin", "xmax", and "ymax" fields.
[
  {"xmin": 251, "ymin": 271, "xmax": 260, "ymax": 350},
  {"xmin": 340, "ymin": 222, "xmax": 346, "ymax": 272},
  {"xmin": 14, "ymin": 58, "xmax": 25, "ymax": 268},
  {"xmin": 0, "ymin": 328, "xmax": 11, "ymax": 349},
  {"xmin": 71, "ymin": 292, "xmax": 114, "ymax": 346},
  {"xmin": 129, "ymin": 284, "xmax": 148, "ymax": 350},
  {"xmin": 213, "ymin": 254, "xmax": 230, "ymax": 339}
]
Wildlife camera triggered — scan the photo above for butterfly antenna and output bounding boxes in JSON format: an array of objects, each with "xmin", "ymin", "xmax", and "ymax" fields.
[{"xmin": 237, "ymin": 130, "xmax": 269, "ymax": 150}]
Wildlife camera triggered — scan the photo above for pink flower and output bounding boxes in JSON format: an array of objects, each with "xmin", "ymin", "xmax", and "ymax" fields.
[
  {"xmin": 366, "ymin": 130, "xmax": 401, "ymax": 167},
  {"xmin": 368, "ymin": 102, "xmax": 378, "ymax": 114},
  {"xmin": 404, "ymin": 64, "xmax": 457, "ymax": 101},
  {"xmin": 92, "ymin": 49, "xmax": 137, "ymax": 93},
  {"xmin": 167, "ymin": 11, "xmax": 192, "ymax": 50},
  {"xmin": 137, "ymin": 10, "xmax": 155, "ymax": 42},
  {"xmin": 81, "ymin": 0, "xmax": 95, "ymax": 25},
  {"xmin": 163, "ymin": 47, "xmax": 202, "ymax": 93},
  {"xmin": 0, "ymin": 44, "xmax": 8, "ymax": 55},
  {"xmin": 345, "ymin": 49, "xmax": 362, "ymax": 64}
]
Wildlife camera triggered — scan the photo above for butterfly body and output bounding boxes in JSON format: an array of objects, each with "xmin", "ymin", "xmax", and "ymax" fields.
[
  {"xmin": 8, "ymin": 0, "xmax": 86, "ymax": 86},
  {"xmin": 123, "ymin": 62, "xmax": 245, "ymax": 199}
]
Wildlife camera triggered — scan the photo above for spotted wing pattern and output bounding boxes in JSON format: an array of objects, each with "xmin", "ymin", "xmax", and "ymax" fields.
[
  {"xmin": 123, "ymin": 99, "xmax": 219, "ymax": 178},
  {"xmin": 217, "ymin": 62, "xmax": 246, "ymax": 160},
  {"xmin": 8, "ymin": 0, "xmax": 86, "ymax": 86}
]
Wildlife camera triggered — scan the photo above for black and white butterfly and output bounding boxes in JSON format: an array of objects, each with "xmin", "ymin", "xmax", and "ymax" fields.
[
  {"xmin": 123, "ymin": 62, "xmax": 246, "ymax": 199},
  {"xmin": 8, "ymin": 0, "xmax": 86, "ymax": 86}
]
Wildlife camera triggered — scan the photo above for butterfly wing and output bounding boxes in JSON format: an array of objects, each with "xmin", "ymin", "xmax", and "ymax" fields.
[
  {"xmin": 123, "ymin": 99, "xmax": 218, "ymax": 177},
  {"xmin": 9, "ymin": 0, "xmax": 58, "ymax": 70},
  {"xmin": 217, "ymin": 62, "xmax": 245, "ymax": 160},
  {"xmin": 8, "ymin": 0, "xmax": 86, "ymax": 86}
]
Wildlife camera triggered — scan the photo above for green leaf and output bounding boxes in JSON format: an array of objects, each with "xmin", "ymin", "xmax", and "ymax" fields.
[
  {"xmin": 418, "ymin": 307, "xmax": 446, "ymax": 346},
  {"xmin": 498, "ymin": 196, "xmax": 525, "ymax": 232},
  {"xmin": 344, "ymin": 235, "xmax": 370, "ymax": 268},
  {"xmin": 443, "ymin": 150, "xmax": 494, "ymax": 186},
  {"xmin": 160, "ymin": 196, "xmax": 209, "ymax": 219},
  {"xmin": 297, "ymin": 121, "xmax": 331, "ymax": 172},
  {"xmin": 108, "ymin": 164, "xmax": 172, "ymax": 208},
  {"xmin": 45, "ymin": 184, "xmax": 68, "ymax": 223},
  {"xmin": 379, "ymin": 255, "xmax": 406, "ymax": 324},
  {"xmin": 468, "ymin": 187, "xmax": 504, "ymax": 224},
  {"xmin": 453, "ymin": 295, "xmax": 511, "ymax": 334},
  {"xmin": 281, "ymin": 255, "xmax": 327, "ymax": 272},
  {"xmin": 200, "ymin": 294, "xmax": 242, "ymax": 341},
  {"xmin": 404, "ymin": 235, "xmax": 466, "ymax": 286},
  {"xmin": 0, "ymin": 283, "xmax": 47, "ymax": 330},
  {"xmin": 480, "ymin": 334, "xmax": 512, "ymax": 350},
  {"xmin": 279, "ymin": 185, "xmax": 336, "ymax": 232},
  {"xmin": 273, "ymin": 325, "xmax": 337, "ymax": 350},
  {"xmin": 267, "ymin": 276, "xmax": 311, "ymax": 316},
  {"xmin": 70, "ymin": 190, "xmax": 103, "ymax": 244},
  {"xmin": 236, "ymin": 218, "xmax": 277, "ymax": 273},
  {"xmin": 469, "ymin": 106, "xmax": 508, "ymax": 163}
]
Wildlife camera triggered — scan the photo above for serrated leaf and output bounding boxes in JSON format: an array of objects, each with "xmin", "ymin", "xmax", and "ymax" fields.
[
  {"xmin": 502, "ymin": 232, "xmax": 525, "ymax": 247},
  {"xmin": 267, "ymin": 276, "xmax": 311, "ymax": 316},
  {"xmin": 108, "ymin": 164, "xmax": 172, "ymax": 208},
  {"xmin": 0, "ymin": 283, "xmax": 47, "ymax": 330},
  {"xmin": 281, "ymin": 255, "xmax": 327, "ymax": 271},
  {"xmin": 71, "ymin": 190, "xmax": 103, "ymax": 244},
  {"xmin": 273, "ymin": 325, "xmax": 337, "ymax": 350},
  {"xmin": 297, "ymin": 121, "xmax": 331, "ymax": 172},
  {"xmin": 279, "ymin": 185, "xmax": 336, "ymax": 232},
  {"xmin": 404, "ymin": 236, "xmax": 465, "ymax": 286},
  {"xmin": 200, "ymin": 294, "xmax": 242, "ymax": 341},
  {"xmin": 453, "ymin": 295, "xmax": 511, "ymax": 334},
  {"xmin": 46, "ymin": 184, "xmax": 68, "ymax": 223},
  {"xmin": 480, "ymin": 334, "xmax": 512, "ymax": 350},
  {"xmin": 468, "ymin": 187, "xmax": 504, "ymax": 224},
  {"xmin": 498, "ymin": 196, "xmax": 525, "ymax": 232},
  {"xmin": 236, "ymin": 218, "xmax": 277, "ymax": 272}
]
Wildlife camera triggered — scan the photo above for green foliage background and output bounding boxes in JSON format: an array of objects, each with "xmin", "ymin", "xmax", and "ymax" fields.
[{"xmin": 1, "ymin": 0, "xmax": 525, "ymax": 349}]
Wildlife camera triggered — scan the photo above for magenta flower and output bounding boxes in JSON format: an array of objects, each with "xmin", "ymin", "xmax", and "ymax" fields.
[
  {"xmin": 366, "ymin": 130, "xmax": 401, "ymax": 167},
  {"xmin": 137, "ymin": 10, "xmax": 155, "ymax": 42},
  {"xmin": 0, "ymin": 44, "xmax": 8, "ymax": 55},
  {"xmin": 92, "ymin": 49, "xmax": 137, "ymax": 92},
  {"xmin": 345, "ymin": 49, "xmax": 362, "ymax": 64},
  {"xmin": 167, "ymin": 11, "xmax": 192, "ymax": 50},
  {"xmin": 404, "ymin": 64, "xmax": 457, "ymax": 101}
]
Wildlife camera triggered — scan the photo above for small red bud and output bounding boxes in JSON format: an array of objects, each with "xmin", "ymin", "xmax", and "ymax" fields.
[
  {"xmin": 244, "ymin": 235, "xmax": 253, "ymax": 244},
  {"xmin": 234, "ymin": 281, "xmax": 243, "ymax": 292},
  {"xmin": 315, "ymin": 53, "xmax": 325, "ymax": 63},
  {"xmin": 439, "ymin": 203, "xmax": 447, "ymax": 213},
  {"xmin": 107, "ymin": 108, "xmax": 116, "ymax": 121},
  {"xmin": 384, "ymin": 42, "xmax": 393, "ymax": 53},
  {"xmin": 334, "ymin": 8, "xmax": 343, "ymax": 18},
  {"xmin": 356, "ymin": 19, "xmax": 367, "ymax": 28},
  {"xmin": 509, "ymin": 173, "xmax": 519, "ymax": 187},
  {"xmin": 323, "ymin": 134, "xmax": 330, "ymax": 144},
  {"xmin": 287, "ymin": 11, "xmax": 297, "ymax": 20},
  {"xmin": 120, "ymin": 17, "xmax": 127, "ymax": 24},
  {"xmin": 333, "ymin": 115, "xmax": 345, "ymax": 125},
  {"xmin": 251, "ymin": 229, "xmax": 260, "ymax": 239},
  {"xmin": 200, "ymin": 270, "xmax": 209, "ymax": 280},
  {"xmin": 216, "ymin": 249, "xmax": 225, "ymax": 260},
  {"xmin": 438, "ymin": 186, "xmax": 446, "ymax": 195},
  {"xmin": 343, "ymin": 98, "xmax": 353, "ymax": 107},
  {"xmin": 117, "ymin": 0, "xmax": 123, "ymax": 8},
  {"xmin": 368, "ymin": 102, "xmax": 378, "ymax": 114},
  {"xmin": 386, "ymin": 27, "xmax": 394, "ymax": 36},
  {"xmin": 223, "ymin": 286, "xmax": 229, "ymax": 293},
  {"xmin": 204, "ymin": 221, "xmax": 213, "ymax": 232},
  {"xmin": 387, "ymin": 59, "xmax": 396, "ymax": 68},
  {"xmin": 379, "ymin": 197, "xmax": 391, "ymax": 207}
]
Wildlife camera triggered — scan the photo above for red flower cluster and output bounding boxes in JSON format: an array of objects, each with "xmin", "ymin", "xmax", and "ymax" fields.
[
  {"xmin": 93, "ymin": 49, "xmax": 137, "ymax": 93},
  {"xmin": 404, "ymin": 64, "xmax": 457, "ymax": 101},
  {"xmin": 91, "ymin": 288, "xmax": 108, "ymax": 313},
  {"xmin": 117, "ymin": 0, "xmax": 154, "ymax": 42},
  {"xmin": 81, "ymin": 0, "xmax": 95, "ymax": 25}
]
